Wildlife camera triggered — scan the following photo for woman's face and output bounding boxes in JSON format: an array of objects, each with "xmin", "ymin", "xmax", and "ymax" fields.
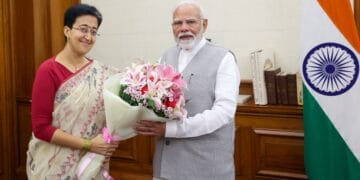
[{"xmin": 65, "ymin": 15, "xmax": 99, "ymax": 56}]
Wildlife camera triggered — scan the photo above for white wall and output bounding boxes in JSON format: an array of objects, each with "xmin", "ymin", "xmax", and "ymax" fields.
[{"xmin": 82, "ymin": 0, "xmax": 301, "ymax": 79}]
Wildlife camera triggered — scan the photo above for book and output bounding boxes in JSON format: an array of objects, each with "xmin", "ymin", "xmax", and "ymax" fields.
[
  {"xmin": 250, "ymin": 49, "xmax": 275, "ymax": 105},
  {"xmin": 296, "ymin": 72, "xmax": 303, "ymax": 105},
  {"xmin": 264, "ymin": 67, "xmax": 281, "ymax": 104},
  {"xmin": 250, "ymin": 52, "xmax": 260, "ymax": 104},
  {"xmin": 276, "ymin": 72, "xmax": 288, "ymax": 105},
  {"xmin": 286, "ymin": 73, "xmax": 298, "ymax": 105}
]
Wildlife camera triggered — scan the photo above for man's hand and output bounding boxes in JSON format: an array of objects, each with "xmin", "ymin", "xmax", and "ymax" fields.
[{"xmin": 134, "ymin": 120, "xmax": 166, "ymax": 137}]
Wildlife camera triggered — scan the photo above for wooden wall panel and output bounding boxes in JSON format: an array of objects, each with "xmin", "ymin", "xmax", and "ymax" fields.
[
  {"xmin": 33, "ymin": 0, "xmax": 52, "ymax": 69},
  {"xmin": 9, "ymin": 0, "xmax": 35, "ymax": 178},
  {"xmin": 0, "ymin": 0, "xmax": 5, "ymax": 171},
  {"xmin": 0, "ymin": 137, "xmax": 2, "ymax": 177},
  {"xmin": 14, "ymin": 99, "xmax": 32, "ymax": 179},
  {"xmin": 49, "ymin": 0, "xmax": 79, "ymax": 55},
  {"xmin": 10, "ymin": 0, "xmax": 35, "ymax": 98},
  {"xmin": 0, "ymin": 0, "xmax": 14, "ymax": 179}
]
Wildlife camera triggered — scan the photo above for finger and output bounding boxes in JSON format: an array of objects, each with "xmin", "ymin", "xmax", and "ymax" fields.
[
  {"xmin": 103, "ymin": 157, "xmax": 110, "ymax": 165},
  {"xmin": 134, "ymin": 126, "xmax": 149, "ymax": 132},
  {"xmin": 108, "ymin": 147, "xmax": 116, "ymax": 153},
  {"xmin": 138, "ymin": 120, "xmax": 150, "ymax": 123},
  {"xmin": 133, "ymin": 124, "xmax": 147, "ymax": 130},
  {"xmin": 135, "ymin": 120, "xmax": 147, "ymax": 125},
  {"xmin": 102, "ymin": 151, "xmax": 110, "ymax": 157},
  {"xmin": 138, "ymin": 120, "xmax": 154, "ymax": 126},
  {"xmin": 137, "ymin": 131, "xmax": 157, "ymax": 136},
  {"xmin": 106, "ymin": 143, "xmax": 118, "ymax": 148},
  {"xmin": 107, "ymin": 152, "xmax": 112, "ymax": 157},
  {"xmin": 111, "ymin": 141, "xmax": 120, "ymax": 145},
  {"xmin": 135, "ymin": 124, "xmax": 157, "ymax": 134},
  {"xmin": 133, "ymin": 122, "xmax": 142, "ymax": 127}
]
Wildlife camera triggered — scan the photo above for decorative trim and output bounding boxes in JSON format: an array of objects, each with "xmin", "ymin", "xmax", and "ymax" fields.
[
  {"xmin": 257, "ymin": 170, "xmax": 307, "ymax": 179},
  {"xmin": 254, "ymin": 128, "xmax": 304, "ymax": 137}
]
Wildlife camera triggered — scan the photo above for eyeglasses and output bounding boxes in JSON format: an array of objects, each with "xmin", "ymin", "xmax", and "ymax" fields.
[
  {"xmin": 172, "ymin": 18, "xmax": 202, "ymax": 28},
  {"xmin": 72, "ymin": 25, "xmax": 99, "ymax": 36}
]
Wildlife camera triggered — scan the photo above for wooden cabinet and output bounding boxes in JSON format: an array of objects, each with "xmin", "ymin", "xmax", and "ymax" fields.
[
  {"xmin": 109, "ymin": 136, "xmax": 155, "ymax": 179},
  {"xmin": 235, "ymin": 101, "xmax": 306, "ymax": 179}
]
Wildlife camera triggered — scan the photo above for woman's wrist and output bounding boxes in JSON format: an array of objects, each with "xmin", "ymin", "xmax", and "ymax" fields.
[{"xmin": 82, "ymin": 139, "xmax": 92, "ymax": 151}]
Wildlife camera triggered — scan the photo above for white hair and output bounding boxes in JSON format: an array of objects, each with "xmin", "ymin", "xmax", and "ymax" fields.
[{"xmin": 172, "ymin": 0, "xmax": 206, "ymax": 19}]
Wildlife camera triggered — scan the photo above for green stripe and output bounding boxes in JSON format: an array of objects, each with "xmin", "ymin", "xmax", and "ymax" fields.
[{"xmin": 304, "ymin": 85, "xmax": 360, "ymax": 180}]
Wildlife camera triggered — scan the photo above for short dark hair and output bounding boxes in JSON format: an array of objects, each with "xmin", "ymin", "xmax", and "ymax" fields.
[{"xmin": 64, "ymin": 4, "xmax": 103, "ymax": 28}]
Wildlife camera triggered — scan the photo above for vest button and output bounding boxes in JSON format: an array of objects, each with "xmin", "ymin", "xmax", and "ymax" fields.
[{"xmin": 165, "ymin": 140, "xmax": 170, "ymax": 145}]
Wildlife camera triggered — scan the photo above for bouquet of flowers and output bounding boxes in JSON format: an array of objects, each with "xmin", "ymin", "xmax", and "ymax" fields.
[
  {"xmin": 76, "ymin": 62, "xmax": 187, "ymax": 179},
  {"xmin": 104, "ymin": 62, "xmax": 187, "ymax": 139},
  {"xmin": 120, "ymin": 63, "xmax": 187, "ymax": 118}
]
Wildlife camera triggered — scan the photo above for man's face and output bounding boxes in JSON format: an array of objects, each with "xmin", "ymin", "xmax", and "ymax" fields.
[{"xmin": 172, "ymin": 4, "xmax": 208, "ymax": 49}]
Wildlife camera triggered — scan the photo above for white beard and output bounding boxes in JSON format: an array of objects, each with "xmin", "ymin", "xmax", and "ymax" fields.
[
  {"xmin": 178, "ymin": 38, "xmax": 198, "ymax": 50},
  {"xmin": 175, "ymin": 29, "xmax": 204, "ymax": 50}
]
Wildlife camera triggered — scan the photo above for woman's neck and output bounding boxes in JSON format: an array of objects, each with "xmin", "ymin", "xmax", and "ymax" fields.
[{"xmin": 56, "ymin": 50, "xmax": 88, "ymax": 72}]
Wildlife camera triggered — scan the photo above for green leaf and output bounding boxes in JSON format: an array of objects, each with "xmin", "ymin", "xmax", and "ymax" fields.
[
  {"xmin": 119, "ymin": 84, "xmax": 138, "ymax": 106},
  {"xmin": 146, "ymin": 98, "xmax": 166, "ymax": 118},
  {"xmin": 147, "ymin": 98, "xmax": 156, "ymax": 109}
]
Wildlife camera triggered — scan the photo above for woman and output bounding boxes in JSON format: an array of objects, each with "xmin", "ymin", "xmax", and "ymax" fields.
[{"xmin": 26, "ymin": 4, "xmax": 119, "ymax": 179}]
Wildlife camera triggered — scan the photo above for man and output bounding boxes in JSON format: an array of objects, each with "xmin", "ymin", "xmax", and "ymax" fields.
[{"xmin": 135, "ymin": 1, "xmax": 240, "ymax": 179}]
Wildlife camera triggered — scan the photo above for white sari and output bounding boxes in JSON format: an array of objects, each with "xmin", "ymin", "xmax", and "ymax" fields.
[{"xmin": 26, "ymin": 60, "xmax": 117, "ymax": 180}]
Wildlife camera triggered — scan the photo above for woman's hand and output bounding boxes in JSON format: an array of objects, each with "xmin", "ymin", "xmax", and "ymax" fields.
[
  {"xmin": 90, "ymin": 134, "xmax": 119, "ymax": 158},
  {"xmin": 51, "ymin": 129, "xmax": 119, "ymax": 164}
]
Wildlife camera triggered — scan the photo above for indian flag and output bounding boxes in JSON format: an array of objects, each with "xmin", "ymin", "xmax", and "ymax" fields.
[{"xmin": 301, "ymin": 0, "xmax": 360, "ymax": 179}]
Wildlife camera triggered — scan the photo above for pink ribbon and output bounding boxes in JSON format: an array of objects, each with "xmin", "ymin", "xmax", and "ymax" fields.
[
  {"xmin": 100, "ymin": 127, "xmax": 122, "ymax": 180},
  {"xmin": 101, "ymin": 168, "xmax": 114, "ymax": 180},
  {"xmin": 102, "ymin": 127, "xmax": 121, "ymax": 143},
  {"xmin": 77, "ymin": 153, "xmax": 96, "ymax": 179},
  {"xmin": 77, "ymin": 127, "xmax": 121, "ymax": 180}
]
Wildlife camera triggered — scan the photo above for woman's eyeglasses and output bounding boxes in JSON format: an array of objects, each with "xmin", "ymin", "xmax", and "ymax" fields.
[{"xmin": 72, "ymin": 25, "xmax": 99, "ymax": 36}]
